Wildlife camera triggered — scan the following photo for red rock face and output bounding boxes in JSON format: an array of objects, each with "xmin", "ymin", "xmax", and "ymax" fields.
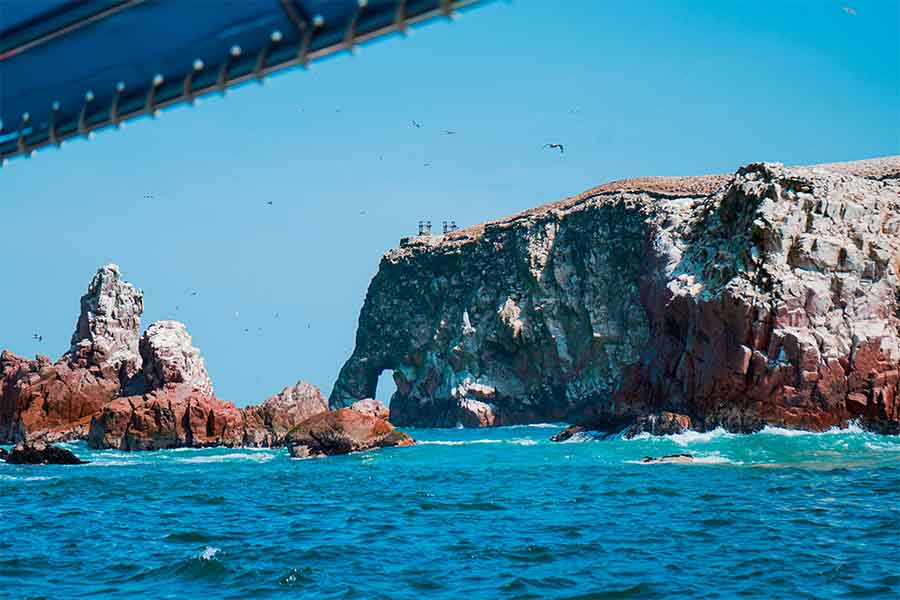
[
  {"xmin": 285, "ymin": 408, "xmax": 415, "ymax": 457},
  {"xmin": 349, "ymin": 398, "xmax": 390, "ymax": 420},
  {"xmin": 0, "ymin": 351, "xmax": 120, "ymax": 443},
  {"xmin": 242, "ymin": 381, "xmax": 329, "ymax": 447},
  {"xmin": 614, "ymin": 163, "xmax": 900, "ymax": 434},
  {"xmin": 88, "ymin": 384, "xmax": 245, "ymax": 450}
]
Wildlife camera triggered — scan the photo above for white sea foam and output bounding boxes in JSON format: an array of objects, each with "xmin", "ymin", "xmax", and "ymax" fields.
[
  {"xmin": 199, "ymin": 546, "xmax": 220, "ymax": 560},
  {"xmin": 510, "ymin": 438, "xmax": 538, "ymax": 446},
  {"xmin": 418, "ymin": 439, "xmax": 503, "ymax": 446},
  {"xmin": 0, "ymin": 474, "xmax": 58, "ymax": 481},
  {"xmin": 625, "ymin": 427, "xmax": 733, "ymax": 445},
  {"xmin": 525, "ymin": 423, "xmax": 562, "ymax": 428},
  {"xmin": 178, "ymin": 453, "xmax": 275, "ymax": 464},
  {"xmin": 758, "ymin": 422, "xmax": 865, "ymax": 437},
  {"xmin": 626, "ymin": 452, "xmax": 736, "ymax": 465},
  {"xmin": 560, "ymin": 432, "xmax": 594, "ymax": 443}
]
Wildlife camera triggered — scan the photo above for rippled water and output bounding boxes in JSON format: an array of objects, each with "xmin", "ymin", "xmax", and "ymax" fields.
[{"xmin": 1, "ymin": 425, "xmax": 898, "ymax": 599}]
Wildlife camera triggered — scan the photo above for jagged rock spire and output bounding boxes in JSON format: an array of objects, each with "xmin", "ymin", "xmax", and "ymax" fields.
[{"xmin": 66, "ymin": 264, "xmax": 143, "ymax": 383}]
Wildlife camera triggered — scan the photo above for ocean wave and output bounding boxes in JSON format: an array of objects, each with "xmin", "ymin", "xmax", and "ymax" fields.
[
  {"xmin": 418, "ymin": 439, "xmax": 503, "ymax": 446},
  {"xmin": 625, "ymin": 427, "xmax": 733, "ymax": 445},
  {"xmin": 177, "ymin": 453, "xmax": 275, "ymax": 464},
  {"xmin": 0, "ymin": 474, "xmax": 59, "ymax": 481},
  {"xmin": 757, "ymin": 422, "xmax": 866, "ymax": 436},
  {"xmin": 525, "ymin": 423, "xmax": 563, "ymax": 428}
]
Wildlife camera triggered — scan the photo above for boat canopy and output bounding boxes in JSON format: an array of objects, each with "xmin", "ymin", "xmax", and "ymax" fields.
[{"xmin": 0, "ymin": 0, "xmax": 483, "ymax": 163}]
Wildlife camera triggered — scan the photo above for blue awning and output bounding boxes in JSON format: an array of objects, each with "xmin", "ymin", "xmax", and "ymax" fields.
[{"xmin": 0, "ymin": 0, "xmax": 486, "ymax": 163}]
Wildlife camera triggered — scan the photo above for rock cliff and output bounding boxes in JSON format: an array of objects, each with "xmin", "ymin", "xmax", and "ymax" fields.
[{"xmin": 331, "ymin": 157, "xmax": 900, "ymax": 434}]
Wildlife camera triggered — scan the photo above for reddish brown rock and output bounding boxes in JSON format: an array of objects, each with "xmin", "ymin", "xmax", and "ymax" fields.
[
  {"xmin": 349, "ymin": 398, "xmax": 390, "ymax": 420},
  {"xmin": 330, "ymin": 157, "xmax": 900, "ymax": 434},
  {"xmin": 285, "ymin": 408, "xmax": 415, "ymax": 458},
  {"xmin": 242, "ymin": 381, "xmax": 329, "ymax": 447},
  {"xmin": 0, "ymin": 350, "xmax": 120, "ymax": 443},
  {"xmin": 87, "ymin": 384, "xmax": 244, "ymax": 450}
]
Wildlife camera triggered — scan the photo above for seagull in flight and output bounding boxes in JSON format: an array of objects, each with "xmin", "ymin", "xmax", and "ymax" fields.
[
  {"xmin": 32, "ymin": 334, "xmax": 42, "ymax": 342},
  {"xmin": 411, "ymin": 120, "xmax": 421, "ymax": 129},
  {"xmin": 842, "ymin": 6, "xmax": 857, "ymax": 16},
  {"xmin": 266, "ymin": 201, "xmax": 273, "ymax": 206},
  {"xmin": 543, "ymin": 143, "xmax": 564, "ymax": 154},
  {"xmin": 444, "ymin": 130, "xmax": 457, "ymax": 135}
]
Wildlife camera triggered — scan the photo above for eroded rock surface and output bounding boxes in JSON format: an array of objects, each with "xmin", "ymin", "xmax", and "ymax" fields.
[
  {"xmin": 242, "ymin": 381, "xmax": 329, "ymax": 447},
  {"xmin": 5, "ymin": 441, "xmax": 87, "ymax": 465},
  {"xmin": 349, "ymin": 398, "xmax": 390, "ymax": 420},
  {"xmin": 65, "ymin": 264, "xmax": 144, "ymax": 383},
  {"xmin": 285, "ymin": 408, "xmax": 415, "ymax": 458},
  {"xmin": 331, "ymin": 157, "xmax": 900, "ymax": 434},
  {"xmin": 140, "ymin": 321, "xmax": 213, "ymax": 396},
  {"xmin": 1, "ymin": 265, "xmax": 143, "ymax": 443},
  {"xmin": 87, "ymin": 384, "xmax": 244, "ymax": 450}
]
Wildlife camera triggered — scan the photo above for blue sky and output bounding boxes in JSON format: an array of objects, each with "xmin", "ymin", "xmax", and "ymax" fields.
[{"xmin": 1, "ymin": 0, "xmax": 897, "ymax": 406}]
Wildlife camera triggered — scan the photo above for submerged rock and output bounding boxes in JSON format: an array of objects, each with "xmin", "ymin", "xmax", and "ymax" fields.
[
  {"xmin": 330, "ymin": 157, "xmax": 900, "ymax": 434},
  {"xmin": 549, "ymin": 425, "xmax": 586, "ymax": 442},
  {"xmin": 641, "ymin": 454, "xmax": 694, "ymax": 465},
  {"xmin": 242, "ymin": 381, "xmax": 329, "ymax": 447},
  {"xmin": 5, "ymin": 441, "xmax": 87, "ymax": 465},
  {"xmin": 285, "ymin": 408, "xmax": 415, "ymax": 458}
]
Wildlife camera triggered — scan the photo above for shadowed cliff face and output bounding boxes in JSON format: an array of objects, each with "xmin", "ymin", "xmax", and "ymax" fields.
[{"xmin": 331, "ymin": 157, "xmax": 900, "ymax": 433}]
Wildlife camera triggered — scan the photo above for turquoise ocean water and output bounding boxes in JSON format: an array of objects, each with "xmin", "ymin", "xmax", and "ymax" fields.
[{"xmin": 1, "ymin": 425, "xmax": 898, "ymax": 599}]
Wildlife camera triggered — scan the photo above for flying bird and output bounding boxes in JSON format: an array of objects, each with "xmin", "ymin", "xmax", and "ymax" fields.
[
  {"xmin": 411, "ymin": 120, "xmax": 421, "ymax": 129},
  {"xmin": 444, "ymin": 130, "xmax": 457, "ymax": 135},
  {"xmin": 266, "ymin": 201, "xmax": 273, "ymax": 206},
  {"xmin": 190, "ymin": 291, "xmax": 198, "ymax": 296},
  {"xmin": 842, "ymin": 6, "xmax": 857, "ymax": 16},
  {"xmin": 32, "ymin": 334, "xmax": 42, "ymax": 342},
  {"xmin": 543, "ymin": 143, "xmax": 565, "ymax": 154}
]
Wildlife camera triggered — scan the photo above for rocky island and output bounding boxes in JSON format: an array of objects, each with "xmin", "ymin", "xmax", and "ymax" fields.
[
  {"xmin": 331, "ymin": 157, "xmax": 900, "ymax": 435},
  {"xmin": 0, "ymin": 265, "xmax": 410, "ymax": 455}
]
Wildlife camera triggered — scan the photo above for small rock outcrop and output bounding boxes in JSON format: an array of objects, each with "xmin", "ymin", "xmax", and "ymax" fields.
[
  {"xmin": 65, "ymin": 264, "xmax": 144, "ymax": 383},
  {"xmin": 242, "ymin": 381, "xmax": 329, "ymax": 447},
  {"xmin": 349, "ymin": 398, "xmax": 390, "ymax": 420},
  {"xmin": 140, "ymin": 321, "xmax": 213, "ymax": 397},
  {"xmin": 549, "ymin": 425, "xmax": 586, "ymax": 442},
  {"xmin": 285, "ymin": 408, "xmax": 415, "ymax": 458},
  {"xmin": 5, "ymin": 441, "xmax": 87, "ymax": 465},
  {"xmin": 87, "ymin": 384, "xmax": 244, "ymax": 451},
  {"xmin": 622, "ymin": 413, "xmax": 693, "ymax": 439},
  {"xmin": 331, "ymin": 157, "xmax": 900, "ymax": 434}
]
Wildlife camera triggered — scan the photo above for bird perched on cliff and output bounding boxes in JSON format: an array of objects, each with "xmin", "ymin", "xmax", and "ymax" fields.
[
  {"xmin": 543, "ymin": 143, "xmax": 564, "ymax": 154},
  {"xmin": 842, "ymin": 6, "xmax": 857, "ymax": 15}
]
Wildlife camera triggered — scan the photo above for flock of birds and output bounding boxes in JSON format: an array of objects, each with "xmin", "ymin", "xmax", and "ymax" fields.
[{"xmin": 92, "ymin": 3, "xmax": 856, "ymax": 348}]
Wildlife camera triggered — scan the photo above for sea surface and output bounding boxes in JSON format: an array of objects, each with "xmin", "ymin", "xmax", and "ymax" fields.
[{"xmin": 1, "ymin": 425, "xmax": 898, "ymax": 599}]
